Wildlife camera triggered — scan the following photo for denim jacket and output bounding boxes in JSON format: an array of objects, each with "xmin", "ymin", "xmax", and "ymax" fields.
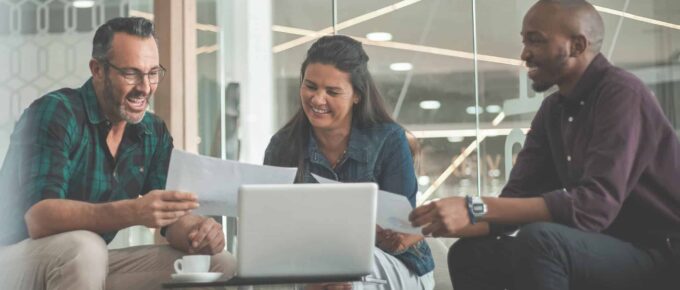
[{"xmin": 264, "ymin": 122, "xmax": 435, "ymax": 276}]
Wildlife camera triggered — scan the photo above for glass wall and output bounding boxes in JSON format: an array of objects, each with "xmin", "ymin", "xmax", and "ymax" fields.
[{"xmin": 271, "ymin": 0, "xmax": 680, "ymax": 203}]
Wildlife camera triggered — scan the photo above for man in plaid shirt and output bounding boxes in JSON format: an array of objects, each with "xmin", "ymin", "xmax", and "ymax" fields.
[{"xmin": 0, "ymin": 17, "xmax": 235, "ymax": 290}]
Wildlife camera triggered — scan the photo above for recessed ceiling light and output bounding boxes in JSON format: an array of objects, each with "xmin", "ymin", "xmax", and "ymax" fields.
[
  {"xmin": 447, "ymin": 136, "xmax": 464, "ymax": 143},
  {"xmin": 73, "ymin": 0, "xmax": 95, "ymax": 8},
  {"xmin": 366, "ymin": 32, "xmax": 393, "ymax": 41},
  {"xmin": 486, "ymin": 105, "xmax": 501, "ymax": 113},
  {"xmin": 465, "ymin": 106, "xmax": 484, "ymax": 115},
  {"xmin": 418, "ymin": 175, "xmax": 431, "ymax": 186},
  {"xmin": 419, "ymin": 100, "xmax": 441, "ymax": 110},
  {"xmin": 390, "ymin": 62, "xmax": 413, "ymax": 71}
]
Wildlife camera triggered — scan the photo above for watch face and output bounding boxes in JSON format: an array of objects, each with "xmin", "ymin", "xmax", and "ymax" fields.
[{"xmin": 472, "ymin": 204, "xmax": 485, "ymax": 213}]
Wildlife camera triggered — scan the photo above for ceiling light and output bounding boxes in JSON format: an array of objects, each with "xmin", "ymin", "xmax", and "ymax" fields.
[
  {"xmin": 272, "ymin": 0, "xmax": 422, "ymax": 53},
  {"xmin": 418, "ymin": 176, "xmax": 431, "ymax": 186},
  {"xmin": 486, "ymin": 105, "xmax": 501, "ymax": 113},
  {"xmin": 465, "ymin": 106, "xmax": 484, "ymax": 115},
  {"xmin": 390, "ymin": 62, "xmax": 413, "ymax": 71},
  {"xmin": 72, "ymin": 0, "xmax": 95, "ymax": 8},
  {"xmin": 366, "ymin": 32, "xmax": 393, "ymax": 41},
  {"xmin": 447, "ymin": 136, "xmax": 464, "ymax": 143},
  {"xmin": 273, "ymin": 25, "xmax": 523, "ymax": 66},
  {"xmin": 419, "ymin": 100, "xmax": 441, "ymax": 110}
]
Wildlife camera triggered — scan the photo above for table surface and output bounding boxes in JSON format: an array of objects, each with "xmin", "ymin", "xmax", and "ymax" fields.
[{"xmin": 162, "ymin": 275, "xmax": 365, "ymax": 288}]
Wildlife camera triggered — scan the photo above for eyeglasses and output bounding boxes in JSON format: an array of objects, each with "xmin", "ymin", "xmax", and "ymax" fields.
[{"xmin": 103, "ymin": 60, "xmax": 166, "ymax": 85}]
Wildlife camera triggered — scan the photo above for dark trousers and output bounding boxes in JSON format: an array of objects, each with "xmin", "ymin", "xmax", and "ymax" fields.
[{"xmin": 448, "ymin": 222, "xmax": 676, "ymax": 290}]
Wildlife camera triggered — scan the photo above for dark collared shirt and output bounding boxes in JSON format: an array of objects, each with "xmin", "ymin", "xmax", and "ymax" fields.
[
  {"xmin": 500, "ymin": 54, "xmax": 680, "ymax": 241},
  {"xmin": 0, "ymin": 79, "xmax": 173, "ymax": 245}
]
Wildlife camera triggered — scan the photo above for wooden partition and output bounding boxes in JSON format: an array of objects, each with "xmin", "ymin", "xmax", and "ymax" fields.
[{"xmin": 153, "ymin": 0, "xmax": 198, "ymax": 153}]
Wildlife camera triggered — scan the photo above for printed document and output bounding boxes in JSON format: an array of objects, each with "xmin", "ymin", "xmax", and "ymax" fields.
[
  {"xmin": 312, "ymin": 174, "xmax": 423, "ymax": 235},
  {"xmin": 166, "ymin": 149, "xmax": 297, "ymax": 216}
]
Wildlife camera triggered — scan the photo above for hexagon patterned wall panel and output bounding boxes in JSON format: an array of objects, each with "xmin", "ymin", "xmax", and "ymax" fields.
[{"xmin": 0, "ymin": 0, "xmax": 132, "ymax": 164}]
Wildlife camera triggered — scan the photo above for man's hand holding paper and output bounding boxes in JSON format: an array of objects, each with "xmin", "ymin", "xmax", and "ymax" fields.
[{"xmin": 165, "ymin": 149, "xmax": 298, "ymax": 217}]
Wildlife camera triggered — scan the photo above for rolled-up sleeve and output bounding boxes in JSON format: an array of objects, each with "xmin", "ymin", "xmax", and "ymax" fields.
[{"xmin": 18, "ymin": 95, "xmax": 77, "ymax": 201}]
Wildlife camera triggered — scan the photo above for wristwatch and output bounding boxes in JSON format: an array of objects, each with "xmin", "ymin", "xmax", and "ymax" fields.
[{"xmin": 465, "ymin": 195, "xmax": 488, "ymax": 224}]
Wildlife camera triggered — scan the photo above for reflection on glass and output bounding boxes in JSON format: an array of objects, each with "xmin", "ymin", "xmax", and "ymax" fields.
[{"xmin": 271, "ymin": 0, "xmax": 679, "ymax": 203}]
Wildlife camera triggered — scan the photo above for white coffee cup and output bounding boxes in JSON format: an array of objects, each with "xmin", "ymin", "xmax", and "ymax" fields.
[{"xmin": 173, "ymin": 255, "xmax": 210, "ymax": 273}]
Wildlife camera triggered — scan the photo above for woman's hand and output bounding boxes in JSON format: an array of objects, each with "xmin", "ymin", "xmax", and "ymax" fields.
[{"xmin": 375, "ymin": 225, "xmax": 423, "ymax": 254}]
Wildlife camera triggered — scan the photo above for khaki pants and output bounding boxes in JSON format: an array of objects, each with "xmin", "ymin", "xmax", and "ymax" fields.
[{"xmin": 0, "ymin": 230, "xmax": 236, "ymax": 290}]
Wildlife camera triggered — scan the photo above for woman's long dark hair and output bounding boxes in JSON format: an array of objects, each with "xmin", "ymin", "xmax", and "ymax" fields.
[{"xmin": 268, "ymin": 35, "xmax": 395, "ymax": 179}]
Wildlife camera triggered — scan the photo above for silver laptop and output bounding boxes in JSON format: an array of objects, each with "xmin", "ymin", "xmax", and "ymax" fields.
[{"xmin": 236, "ymin": 183, "xmax": 378, "ymax": 280}]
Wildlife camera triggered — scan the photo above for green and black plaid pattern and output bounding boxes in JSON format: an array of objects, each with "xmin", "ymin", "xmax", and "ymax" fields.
[{"xmin": 1, "ymin": 78, "xmax": 173, "ymax": 243}]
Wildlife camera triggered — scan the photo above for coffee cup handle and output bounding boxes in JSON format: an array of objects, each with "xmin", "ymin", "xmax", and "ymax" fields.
[{"xmin": 174, "ymin": 259, "xmax": 183, "ymax": 273}]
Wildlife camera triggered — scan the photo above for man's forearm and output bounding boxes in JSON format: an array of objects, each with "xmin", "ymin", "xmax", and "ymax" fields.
[
  {"xmin": 455, "ymin": 197, "xmax": 550, "ymax": 238},
  {"xmin": 24, "ymin": 198, "xmax": 136, "ymax": 239},
  {"xmin": 456, "ymin": 222, "xmax": 491, "ymax": 237},
  {"xmin": 482, "ymin": 196, "xmax": 552, "ymax": 225}
]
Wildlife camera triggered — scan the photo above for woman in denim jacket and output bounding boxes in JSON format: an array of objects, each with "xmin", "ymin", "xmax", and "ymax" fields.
[{"xmin": 264, "ymin": 35, "xmax": 435, "ymax": 290}]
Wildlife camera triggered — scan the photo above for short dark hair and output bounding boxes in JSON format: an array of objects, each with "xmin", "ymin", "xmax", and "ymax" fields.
[{"xmin": 92, "ymin": 17, "xmax": 156, "ymax": 61}]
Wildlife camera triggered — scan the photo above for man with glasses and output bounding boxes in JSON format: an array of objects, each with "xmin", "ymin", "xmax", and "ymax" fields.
[{"xmin": 0, "ymin": 17, "xmax": 235, "ymax": 290}]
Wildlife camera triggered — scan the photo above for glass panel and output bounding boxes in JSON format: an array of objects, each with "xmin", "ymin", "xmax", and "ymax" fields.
[
  {"xmin": 191, "ymin": 0, "xmax": 240, "ymax": 161},
  {"xmin": 338, "ymin": 0, "xmax": 477, "ymax": 203},
  {"xmin": 194, "ymin": 0, "xmax": 240, "ymax": 253},
  {"xmin": 474, "ymin": 0, "xmax": 680, "ymax": 197},
  {"xmin": 599, "ymin": 0, "xmax": 680, "ymax": 132},
  {"xmin": 196, "ymin": 0, "xmax": 221, "ymax": 158},
  {"xmin": 272, "ymin": 0, "xmax": 333, "ymax": 127},
  {"xmin": 473, "ymin": 0, "xmax": 536, "ymax": 197}
]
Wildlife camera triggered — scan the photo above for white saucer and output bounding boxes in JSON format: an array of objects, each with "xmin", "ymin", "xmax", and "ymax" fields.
[{"xmin": 171, "ymin": 272, "xmax": 223, "ymax": 283}]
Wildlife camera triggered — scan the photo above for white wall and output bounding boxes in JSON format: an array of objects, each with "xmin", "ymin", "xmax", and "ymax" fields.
[{"xmin": 232, "ymin": 0, "xmax": 274, "ymax": 164}]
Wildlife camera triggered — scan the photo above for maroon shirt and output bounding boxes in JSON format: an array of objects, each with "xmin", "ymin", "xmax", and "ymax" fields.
[{"xmin": 501, "ymin": 54, "xmax": 680, "ymax": 241}]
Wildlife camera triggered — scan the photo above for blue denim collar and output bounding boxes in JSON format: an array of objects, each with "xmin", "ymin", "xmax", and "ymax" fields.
[{"xmin": 306, "ymin": 125, "xmax": 368, "ymax": 166}]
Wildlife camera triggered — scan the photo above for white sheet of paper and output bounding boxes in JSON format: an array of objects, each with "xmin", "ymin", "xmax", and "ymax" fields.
[
  {"xmin": 311, "ymin": 174, "xmax": 423, "ymax": 235},
  {"xmin": 165, "ymin": 149, "xmax": 297, "ymax": 216}
]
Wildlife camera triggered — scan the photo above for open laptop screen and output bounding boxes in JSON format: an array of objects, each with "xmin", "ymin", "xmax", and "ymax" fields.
[{"xmin": 236, "ymin": 183, "xmax": 378, "ymax": 279}]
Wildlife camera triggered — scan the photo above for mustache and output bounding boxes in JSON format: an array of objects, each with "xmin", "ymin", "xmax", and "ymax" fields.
[
  {"xmin": 103, "ymin": 78, "xmax": 147, "ymax": 103},
  {"xmin": 126, "ymin": 91, "xmax": 148, "ymax": 99}
]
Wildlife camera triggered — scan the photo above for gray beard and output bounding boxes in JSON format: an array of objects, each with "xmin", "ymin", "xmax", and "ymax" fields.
[{"xmin": 103, "ymin": 77, "xmax": 145, "ymax": 124}]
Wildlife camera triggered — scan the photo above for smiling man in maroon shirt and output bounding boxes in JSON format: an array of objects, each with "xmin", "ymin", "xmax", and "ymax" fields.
[{"xmin": 409, "ymin": 1, "xmax": 680, "ymax": 289}]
